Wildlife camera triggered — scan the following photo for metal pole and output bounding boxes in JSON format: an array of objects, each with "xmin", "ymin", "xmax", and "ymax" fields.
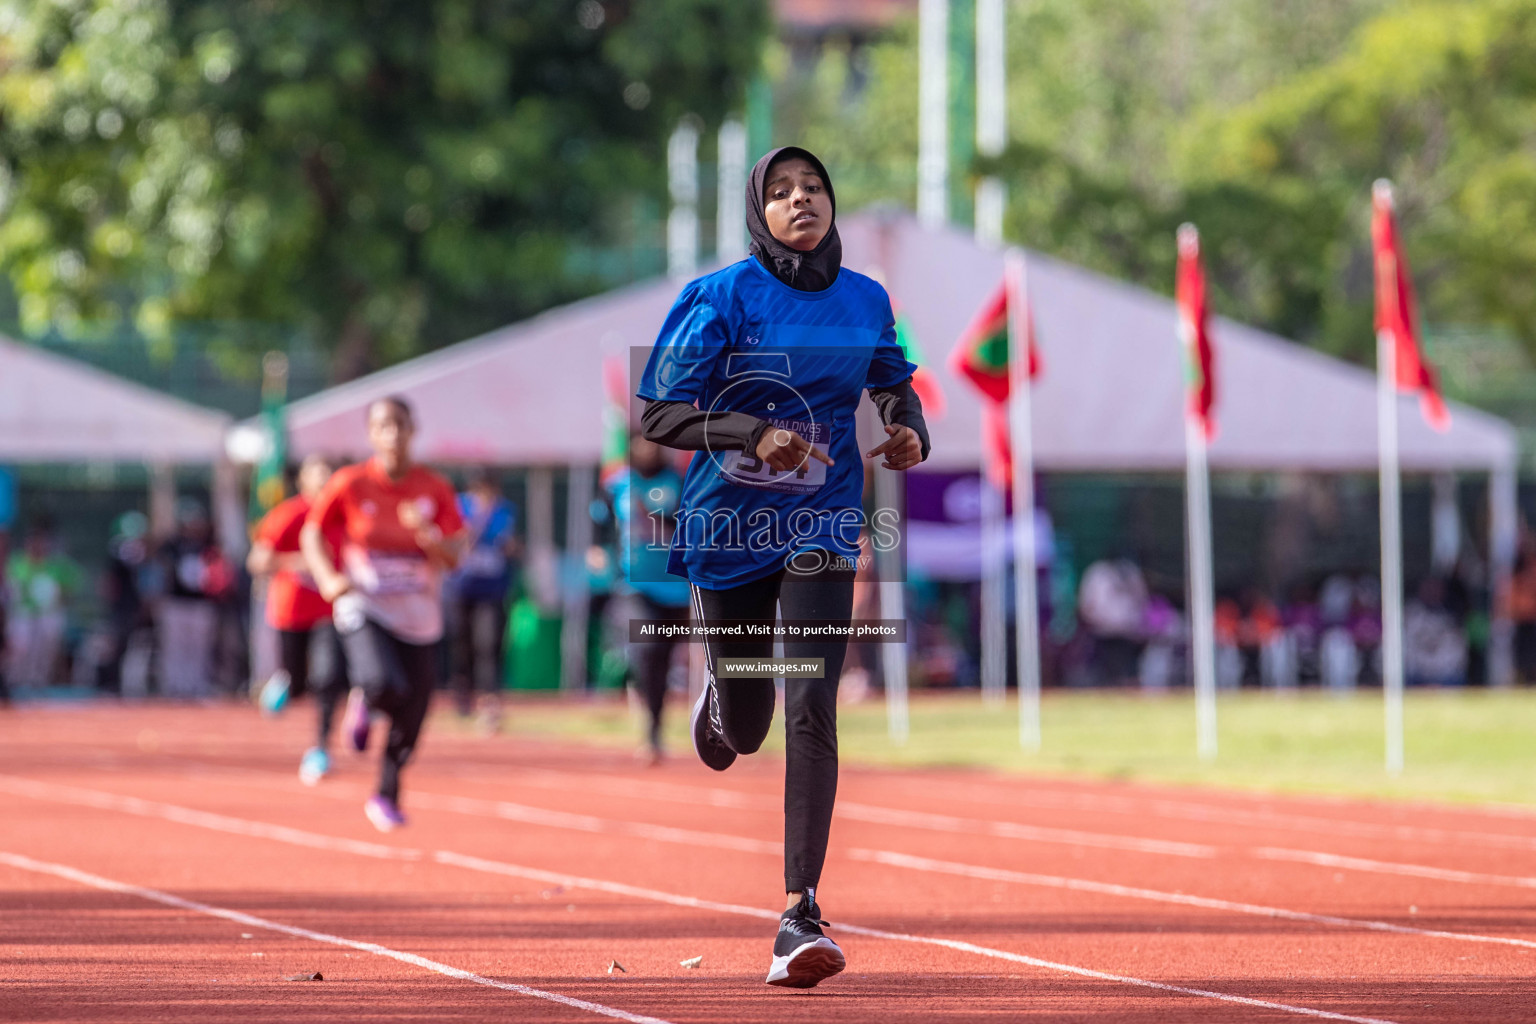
[
  {"xmin": 1185, "ymin": 414, "xmax": 1218, "ymax": 760},
  {"xmin": 560, "ymin": 464, "xmax": 595, "ymax": 692},
  {"xmin": 1005, "ymin": 250, "xmax": 1041, "ymax": 750},
  {"xmin": 667, "ymin": 119, "xmax": 700, "ymax": 279},
  {"xmin": 918, "ymin": 0, "xmax": 950, "ymax": 227},
  {"xmin": 1489, "ymin": 463, "xmax": 1518, "ymax": 687},
  {"xmin": 1378, "ymin": 327, "xmax": 1406, "ymax": 775},
  {"xmin": 974, "ymin": 0, "xmax": 1006, "ymax": 244},
  {"xmin": 716, "ymin": 118, "xmax": 747, "ymax": 262},
  {"xmin": 979, "ymin": 465, "xmax": 1007, "ymax": 704},
  {"xmin": 878, "ymin": 461, "xmax": 910, "ymax": 745}
]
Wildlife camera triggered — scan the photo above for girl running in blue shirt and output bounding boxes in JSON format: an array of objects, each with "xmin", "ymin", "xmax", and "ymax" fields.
[{"xmin": 638, "ymin": 146, "xmax": 929, "ymax": 988}]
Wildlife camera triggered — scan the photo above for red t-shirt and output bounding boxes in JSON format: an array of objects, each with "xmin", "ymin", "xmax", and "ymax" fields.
[
  {"xmin": 255, "ymin": 495, "xmax": 332, "ymax": 631},
  {"xmin": 306, "ymin": 459, "xmax": 465, "ymax": 644}
]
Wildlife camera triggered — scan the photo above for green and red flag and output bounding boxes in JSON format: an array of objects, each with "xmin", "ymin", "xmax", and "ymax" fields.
[
  {"xmin": 891, "ymin": 304, "xmax": 946, "ymax": 418},
  {"xmin": 1372, "ymin": 181, "xmax": 1449, "ymax": 431},
  {"xmin": 1176, "ymin": 224, "xmax": 1217, "ymax": 440},
  {"xmin": 600, "ymin": 354, "xmax": 630, "ymax": 486},
  {"xmin": 949, "ymin": 277, "xmax": 1040, "ymax": 404},
  {"xmin": 248, "ymin": 351, "xmax": 288, "ymax": 523},
  {"xmin": 950, "ymin": 271, "xmax": 1042, "ymax": 486}
]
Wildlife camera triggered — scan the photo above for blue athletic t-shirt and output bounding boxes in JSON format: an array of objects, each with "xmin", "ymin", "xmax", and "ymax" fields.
[{"xmin": 637, "ymin": 257, "xmax": 916, "ymax": 589}]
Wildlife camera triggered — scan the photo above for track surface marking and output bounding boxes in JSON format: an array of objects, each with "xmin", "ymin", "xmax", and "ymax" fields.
[{"xmin": 6, "ymin": 702, "xmax": 1536, "ymax": 1022}]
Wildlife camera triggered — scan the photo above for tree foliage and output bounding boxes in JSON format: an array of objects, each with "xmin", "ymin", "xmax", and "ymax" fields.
[
  {"xmin": 0, "ymin": 0, "xmax": 768, "ymax": 376},
  {"xmin": 788, "ymin": 0, "xmax": 1536, "ymax": 365}
]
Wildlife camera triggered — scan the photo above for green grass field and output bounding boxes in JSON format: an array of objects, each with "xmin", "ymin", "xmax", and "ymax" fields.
[{"xmin": 487, "ymin": 688, "xmax": 1536, "ymax": 808}]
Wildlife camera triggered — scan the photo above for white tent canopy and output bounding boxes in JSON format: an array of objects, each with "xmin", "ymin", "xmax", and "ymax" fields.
[
  {"xmin": 277, "ymin": 213, "xmax": 1516, "ymax": 475},
  {"xmin": 844, "ymin": 216, "xmax": 1516, "ymax": 474},
  {"xmin": 0, "ymin": 334, "xmax": 231, "ymax": 463}
]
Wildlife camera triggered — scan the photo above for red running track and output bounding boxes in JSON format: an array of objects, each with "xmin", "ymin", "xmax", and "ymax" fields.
[{"xmin": 2, "ymin": 701, "xmax": 1533, "ymax": 1022}]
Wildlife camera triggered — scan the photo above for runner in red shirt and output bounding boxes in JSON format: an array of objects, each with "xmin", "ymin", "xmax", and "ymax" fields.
[
  {"xmin": 248, "ymin": 454, "xmax": 348, "ymax": 785},
  {"xmin": 301, "ymin": 396, "xmax": 465, "ymax": 832}
]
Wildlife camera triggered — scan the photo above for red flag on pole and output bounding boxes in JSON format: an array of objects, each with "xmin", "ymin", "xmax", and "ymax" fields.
[
  {"xmin": 1372, "ymin": 181, "xmax": 1450, "ymax": 432},
  {"xmin": 1176, "ymin": 224, "xmax": 1217, "ymax": 440},
  {"xmin": 950, "ymin": 274, "xmax": 1041, "ymax": 485}
]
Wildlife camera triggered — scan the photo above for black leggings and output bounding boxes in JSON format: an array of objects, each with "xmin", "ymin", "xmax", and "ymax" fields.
[
  {"xmin": 451, "ymin": 596, "xmax": 506, "ymax": 713},
  {"xmin": 341, "ymin": 620, "xmax": 436, "ymax": 802},
  {"xmin": 692, "ymin": 553, "xmax": 855, "ymax": 893},
  {"xmin": 631, "ymin": 596, "xmax": 690, "ymax": 748},
  {"xmin": 278, "ymin": 624, "xmax": 349, "ymax": 749}
]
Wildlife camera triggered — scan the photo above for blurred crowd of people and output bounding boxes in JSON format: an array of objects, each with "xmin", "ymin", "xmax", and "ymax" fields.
[
  {"xmin": 6, "ymin": 471, "xmax": 1536, "ymax": 708},
  {"xmin": 0, "ymin": 503, "xmax": 238, "ymax": 702}
]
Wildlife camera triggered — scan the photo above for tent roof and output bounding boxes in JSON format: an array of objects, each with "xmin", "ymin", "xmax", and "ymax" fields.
[
  {"xmin": 0, "ymin": 334, "xmax": 232, "ymax": 463},
  {"xmin": 280, "ymin": 213, "xmax": 1517, "ymax": 473}
]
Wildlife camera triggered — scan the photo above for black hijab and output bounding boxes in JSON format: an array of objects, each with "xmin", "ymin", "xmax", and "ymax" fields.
[{"xmin": 746, "ymin": 146, "xmax": 842, "ymax": 292}]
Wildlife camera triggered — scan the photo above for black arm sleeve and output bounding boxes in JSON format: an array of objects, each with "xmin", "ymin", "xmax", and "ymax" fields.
[
  {"xmin": 640, "ymin": 399, "xmax": 772, "ymax": 454},
  {"xmin": 868, "ymin": 376, "xmax": 931, "ymax": 462}
]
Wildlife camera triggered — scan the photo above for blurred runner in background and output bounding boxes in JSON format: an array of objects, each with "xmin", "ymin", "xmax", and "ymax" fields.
[
  {"xmin": 250, "ymin": 454, "xmax": 350, "ymax": 785},
  {"xmin": 6, "ymin": 518, "xmax": 81, "ymax": 689},
  {"xmin": 608, "ymin": 431, "xmax": 690, "ymax": 765},
  {"xmin": 97, "ymin": 511, "xmax": 151, "ymax": 696},
  {"xmin": 447, "ymin": 468, "xmax": 519, "ymax": 730},
  {"xmin": 156, "ymin": 500, "xmax": 234, "ymax": 698},
  {"xmin": 302, "ymin": 397, "xmax": 464, "ymax": 832}
]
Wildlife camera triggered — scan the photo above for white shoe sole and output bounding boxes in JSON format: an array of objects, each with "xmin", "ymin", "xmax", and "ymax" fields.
[
  {"xmin": 364, "ymin": 803, "xmax": 404, "ymax": 833},
  {"xmin": 766, "ymin": 937, "xmax": 845, "ymax": 988}
]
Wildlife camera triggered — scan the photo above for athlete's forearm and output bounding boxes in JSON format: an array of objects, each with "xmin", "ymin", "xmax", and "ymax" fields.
[
  {"xmin": 640, "ymin": 399, "xmax": 772, "ymax": 454},
  {"xmin": 868, "ymin": 376, "xmax": 931, "ymax": 462}
]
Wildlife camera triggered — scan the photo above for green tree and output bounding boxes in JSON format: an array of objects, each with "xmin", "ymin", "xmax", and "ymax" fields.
[{"xmin": 0, "ymin": 0, "xmax": 768, "ymax": 377}]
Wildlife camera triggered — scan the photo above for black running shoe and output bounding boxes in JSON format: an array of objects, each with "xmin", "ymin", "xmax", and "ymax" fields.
[
  {"xmin": 766, "ymin": 892, "xmax": 845, "ymax": 988},
  {"xmin": 690, "ymin": 681, "xmax": 737, "ymax": 772}
]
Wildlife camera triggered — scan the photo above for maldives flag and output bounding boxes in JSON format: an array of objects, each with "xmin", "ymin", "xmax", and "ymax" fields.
[
  {"xmin": 1176, "ymin": 224, "xmax": 1217, "ymax": 440},
  {"xmin": 1372, "ymin": 181, "xmax": 1450, "ymax": 431},
  {"xmin": 892, "ymin": 305, "xmax": 947, "ymax": 418},
  {"xmin": 600, "ymin": 354, "xmax": 629, "ymax": 486},
  {"xmin": 948, "ymin": 276, "xmax": 1041, "ymax": 405},
  {"xmin": 950, "ymin": 268, "xmax": 1042, "ymax": 487}
]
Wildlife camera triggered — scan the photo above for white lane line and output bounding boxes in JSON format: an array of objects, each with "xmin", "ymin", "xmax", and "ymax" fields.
[
  {"xmin": 835, "ymin": 802, "xmax": 1216, "ymax": 858},
  {"xmin": 0, "ymin": 775, "xmax": 1405, "ymax": 1022},
  {"xmin": 0, "ymin": 774, "xmax": 417, "ymax": 861},
  {"xmin": 406, "ymin": 791, "xmax": 780, "ymax": 856},
  {"xmin": 851, "ymin": 849, "xmax": 1536, "ymax": 953},
  {"xmin": 10, "ymin": 772, "xmax": 1536, "ymax": 958},
  {"xmin": 427, "ymin": 766, "xmax": 1217, "ymax": 858},
  {"xmin": 932, "ymin": 785, "xmax": 1536, "ymax": 854},
  {"xmin": 435, "ymin": 852, "xmax": 1397, "ymax": 1024},
  {"xmin": 1256, "ymin": 848, "xmax": 1536, "ymax": 890},
  {"xmin": 493, "ymin": 763, "xmax": 1536, "ymax": 855},
  {"xmin": 0, "ymin": 851, "xmax": 674, "ymax": 1024}
]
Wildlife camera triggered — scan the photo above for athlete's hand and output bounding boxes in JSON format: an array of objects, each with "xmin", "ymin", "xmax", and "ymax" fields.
[
  {"xmin": 317, "ymin": 571, "xmax": 352, "ymax": 604},
  {"xmin": 866, "ymin": 424, "xmax": 923, "ymax": 470},
  {"xmin": 754, "ymin": 427, "xmax": 834, "ymax": 472}
]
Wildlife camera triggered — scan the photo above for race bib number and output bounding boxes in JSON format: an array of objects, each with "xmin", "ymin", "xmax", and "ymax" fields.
[
  {"xmin": 720, "ymin": 419, "xmax": 829, "ymax": 493},
  {"xmin": 365, "ymin": 554, "xmax": 432, "ymax": 596}
]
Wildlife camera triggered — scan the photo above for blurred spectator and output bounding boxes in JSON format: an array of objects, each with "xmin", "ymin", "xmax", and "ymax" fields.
[
  {"xmin": 1077, "ymin": 557, "xmax": 1147, "ymax": 686},
  {"xmin": 1404, "ymin": 576, "xmax": 1467, "ymax": 687},
  {"xmin": 1504, "ymin": 542, "xmax": 1536, "ymax": 684},
  {"xmin": 1137, "ymin": 593, "xmax": 1183, "ymax": 690},
  {"xmin": 97, "ymin": 511, "xmax": 151, "ymax": 695},
  {"xmin": 447, "ymin": 468, "xmax": 519, "ymax": 724},
  {"xmin": 608, "ymin": 435, "xmax": 689, "ymax": 762},
  {"xmin": 0, "ymin": 528, "xmax": 10, "ymax": 704},
  {"xmin": 156, "ymin": 499, "xmax": 234, "ymax": 698},
  {"xmin": 5, "ymin": 518, "xmax": 81, "ymax": 688}
]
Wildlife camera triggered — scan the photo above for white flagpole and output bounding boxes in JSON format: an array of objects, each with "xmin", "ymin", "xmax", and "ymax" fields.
[
  {"xmin": 1178, "ymin": 225, "xmax": 1218, "ymax": 761},
  {"xmin": 917, "ymin": 0, "xmax": 950, "ymax": 227},
  {"xmin": 1004, "ymin": 249, "xmax": 1042, "ymax": 750},
  {"xmin": 1186, "ymin": 412, "xmax": 1218, "ymax": 760},
  {"xmin": 975, "ymin": 0, "xmax": 1008, "ymax": 706},
  {"xmin": 1375, "ymin": 181, "xmax": 1406, "ymax": 776}
]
